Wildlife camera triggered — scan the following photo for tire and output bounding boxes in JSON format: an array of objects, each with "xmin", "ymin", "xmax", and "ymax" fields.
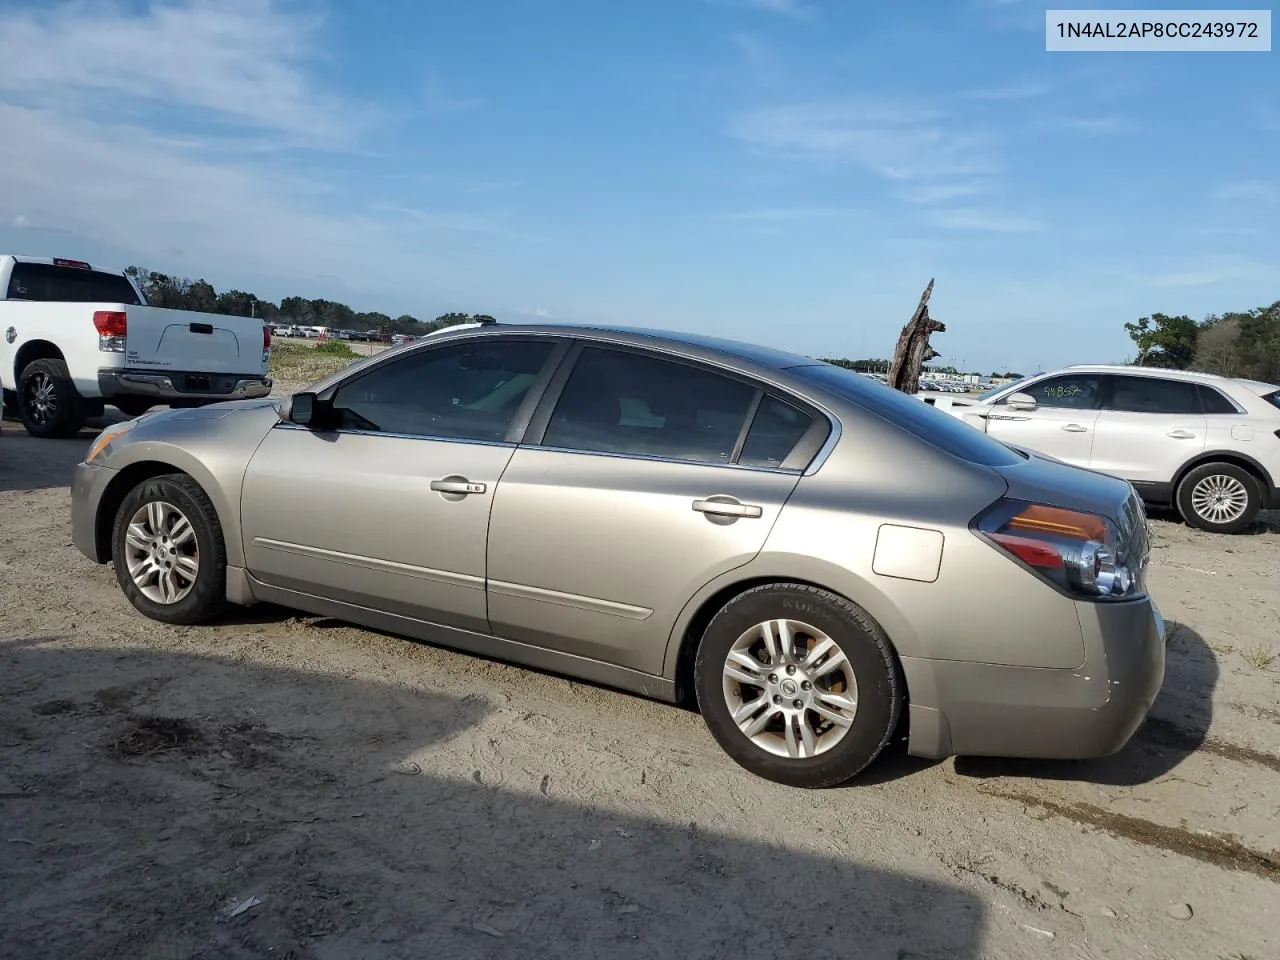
[
  {"xmin": 111, "ymin": 473, "xmax": 228, "ymax": 625},
  {"xmin": 693, "ymin": 583, "xmax": 902, "ymax": 788},
  {"xmin": 112, "ymin": 397, "xmax": 154, "ymax": 418},
  {"xmin": 17, "ymin": 358, "xmax": 86, "ymax": 438},
  {"xmin": 1175, "ymin": 462, "xmax": 1261, "ymax": 534}
]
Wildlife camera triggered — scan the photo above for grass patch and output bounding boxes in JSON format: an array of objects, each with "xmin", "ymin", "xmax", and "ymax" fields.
[
  {"xmin": 269, "ymin": 339, "xmax": 359, "ymax": 385},
  {"xmin": 1240, "ymin": 645, "xmax": 1276, "ymax": 671}
]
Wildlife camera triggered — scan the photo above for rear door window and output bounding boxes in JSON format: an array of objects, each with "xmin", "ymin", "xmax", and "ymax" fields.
[
  {"xmin": 1196, "ymin": 385, "xmax": 1241, "ymax": 414},
  {"xmin": 739, "ymin": 395, "xmax": 826, "ymax": 469},
  {"xmin": 6, "ymin": 262, "xmax": 142, "ymax": 304},
  {"xmin": 1106, "ymin": 376, "xmax": 1199, "ymax": 414},
  {"xmin": 541, "ymin": 347, "xmax": 758, "ymax": 465}
]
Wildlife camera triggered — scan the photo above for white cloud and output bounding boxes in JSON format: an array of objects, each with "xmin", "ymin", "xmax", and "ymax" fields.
[
  {"xmin": 0, "ymin": 0, "xmax": 518, "ymax": 307},
  {"xmin": 728, "ymin": 101, "xmax": 994, "ymax": 180},
  {"xmin": 707, "ymin": 0, "xmax": 816, "ymax": 19},
  {"xmin": 927, "ymin": 208, "xmax": 1044, "ymax": 233},
  {"xmin": 0, "ymin": 0, "xmax": 355, "ymax": 147},
  {"xmin": 1053, "ymin": 116, "xmax": 1131, "ymax": 137},
  {"xmin": 957, "ymin": 81, "xmax": 1051, "ymax": 101},
  {"xmin": 897, "ymin": 182, "xmax": 988, "ymax": 205},
  {"xmin": 1211, "ymin": 181, "xmax": 1280, "ymax": 203},
  {"xmin": 719, "ymin": 207, "xmax": 858, "ymax": 221}
]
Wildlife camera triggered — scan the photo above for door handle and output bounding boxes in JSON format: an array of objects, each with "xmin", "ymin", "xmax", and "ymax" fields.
[
  {"xmin": 1061, "ymin": 423, "xmax": 1088, "ymax": 433},
  {"xmin": 430, "ymin": 478, "xmax": 486, "ymax": 495},
  {"xmin": 1167, "ymin": 429, "xmax": 1196, "ymax": 439},
  {"xmin": 692, "ymin": 498, "xmax": 763, "ymax": 519}
]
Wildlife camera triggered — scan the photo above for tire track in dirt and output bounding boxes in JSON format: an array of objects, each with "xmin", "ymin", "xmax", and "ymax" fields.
[{"xmin": 980, "ymin": 787, "xmax": 1280, "ymax": 883}]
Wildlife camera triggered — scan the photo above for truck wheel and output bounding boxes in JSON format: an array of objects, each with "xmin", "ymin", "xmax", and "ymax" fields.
[
  {"xmin": 17, "ymin": 358, "xmax": 86, "ymax": 439},
  {"xmin": 113, "ymin": 398, "xmax": 153, "ymax": 418}
]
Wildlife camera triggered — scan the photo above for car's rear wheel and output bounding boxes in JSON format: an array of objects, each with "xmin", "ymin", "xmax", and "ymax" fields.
[
  {"xmin": 1176, "ymin": 462, "xmax": 1260, "ymax": 534},
  {"xmin": 111, "ymin": 473, "xmax": 228, "ymax": 625},
  {"xmin": 693, "ymin": 583, "xmax": 902, "ymax": 788},
  {"xmin": 17, "ymin": 358, "xmax": 86, "ymax": 438}
]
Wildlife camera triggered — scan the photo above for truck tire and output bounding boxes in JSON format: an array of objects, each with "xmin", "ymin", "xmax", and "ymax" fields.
[{"xmin": 17, "ymin": 358, "xmax": 87, "ymax": 439}]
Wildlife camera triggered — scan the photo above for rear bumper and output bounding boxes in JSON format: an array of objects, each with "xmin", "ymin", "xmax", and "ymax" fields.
[
  {"xmin": 902, "ymin": 596, "xmax": 1167, "ymax": 760},
  {"xmin": 98, "ymin": 368, "xmax": 272, "ymax": 402},
  {"xmin": 71, "ymin": 459, "xmax": 118, "ymax": 564}
]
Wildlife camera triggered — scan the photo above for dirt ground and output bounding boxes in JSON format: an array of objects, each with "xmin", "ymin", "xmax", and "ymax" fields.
[{"xmin": 1, "ymin": 400, "xmax": 1278, "ymax": 960}]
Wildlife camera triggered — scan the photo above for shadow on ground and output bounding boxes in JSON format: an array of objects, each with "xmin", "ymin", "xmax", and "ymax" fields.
[
  {"xmin": 954, "ymin": 623, "xmax": 1217, "ymax": 787},
  {"xmin": 0, "ymin": 409, "xmax": 129, "ymax": 493},
  {"xmin": 0, "ymin": 639, "xmax": 986, "ymax": 960}
]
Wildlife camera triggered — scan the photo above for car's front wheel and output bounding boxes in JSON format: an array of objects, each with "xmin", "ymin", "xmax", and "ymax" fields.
[
  {"xmin": 694, "ymin": 583, "xmax": 902, "ymax": 788},
  {"xmin": 1176, "ymin": 462, "xmax": 1261, "ymax": 534},
  {"xmin": 111, "ymin": 473, "xmax": 228, "ymax": 625}
]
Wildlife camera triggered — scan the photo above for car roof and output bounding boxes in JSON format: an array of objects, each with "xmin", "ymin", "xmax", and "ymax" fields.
[
  {"xmin": 441, "ymin": 320, "xmax": 825, "ymax": 371},
  {"xmin": 1058, "ymin": 363, "xmax": 1278, "ymax": 394}
]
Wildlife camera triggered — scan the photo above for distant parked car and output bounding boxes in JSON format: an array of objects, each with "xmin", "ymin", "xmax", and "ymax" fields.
[
  {"xmin": 928, "ymin": 364, "xmax": 1280, "ymax": 533},
  {"xmin": 72, "ymin": 323, "xmax": 1164, "ymax": 788}
]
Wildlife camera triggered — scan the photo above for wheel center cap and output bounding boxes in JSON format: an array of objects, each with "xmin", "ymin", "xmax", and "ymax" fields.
[{"xmin": 780, "ymin": 678, "xmax": 798, "ymax": 697}]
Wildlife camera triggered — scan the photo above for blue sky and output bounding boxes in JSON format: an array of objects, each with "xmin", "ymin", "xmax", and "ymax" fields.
[{"xmin": 0, "ymin": 0, "xmax": 1276, "ymax": 374}]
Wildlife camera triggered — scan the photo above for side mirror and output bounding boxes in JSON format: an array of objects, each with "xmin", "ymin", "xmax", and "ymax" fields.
[
  {"xmin": 284, "ymin": 392, "xmax": 320, "ymax": 426},
  {"xmin": 1006, "ymin": 392, "xmax": 1037, "ymax": 412}
]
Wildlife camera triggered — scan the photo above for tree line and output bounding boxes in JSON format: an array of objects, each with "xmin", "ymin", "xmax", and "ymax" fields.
[
  {"xmin": 124, "ymin": 266, "xmax": 491, "ymax": 337},
  {"xmin": 1125, "ymin": 299, "xmax": 1280, "ymax": 382}
]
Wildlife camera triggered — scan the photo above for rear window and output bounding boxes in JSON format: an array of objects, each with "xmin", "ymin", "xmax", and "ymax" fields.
[
  {"xmin": 1265, "ymin": 391, "xmax": 1280, "ymax": 412},
  {"xmin": 1196, "ymin": 384, "xmax": 1240, "ymax": 415},
  {"xmin": 6, "ymin": 262, "xmax": 142, "ymax": 305},
  {"xmin": 788, "ymin": 363, "xmax": 1023, "ymax": 467}
]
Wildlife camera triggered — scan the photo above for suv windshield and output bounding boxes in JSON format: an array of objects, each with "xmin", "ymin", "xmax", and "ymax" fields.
[
  {"xmin": 6, "ymin": 262, "xmax": 143, "ymax": 305},
  {"xmin": 978, "ymin": 374, "xmax": 1037, "ymax": 402}
]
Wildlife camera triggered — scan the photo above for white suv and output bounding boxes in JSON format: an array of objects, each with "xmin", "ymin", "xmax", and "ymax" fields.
[{"xmin": 926, "ymin": 364, "xmax": 1280, "ymax": 533}]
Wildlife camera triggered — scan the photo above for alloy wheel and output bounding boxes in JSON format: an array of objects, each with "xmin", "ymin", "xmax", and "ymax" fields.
[
  {"xmin": 721, "ymin": 618, "xmax": 859, "ymax": 760},
  {"xmin": 123, "ymin": 501, "xmax": 200, "ymax": 604},
  {"xmin": 1190, "ymin": 474, "xmax": 1250, "ymax": 525},
  {"xmin": 25, "ymin": 372, "xmax": 56, "ymax": 427}
]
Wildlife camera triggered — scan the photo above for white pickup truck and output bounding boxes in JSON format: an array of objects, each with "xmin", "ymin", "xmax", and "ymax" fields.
[{"xmin": 1, "ymin": 255, "xmax": 272, "ymax": 438}]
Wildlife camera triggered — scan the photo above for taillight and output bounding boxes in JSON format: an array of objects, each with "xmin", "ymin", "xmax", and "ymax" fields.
[
  {"xmin": 93, "ymin": 310, "xmax": 127, "ymax": 336},
  {"xmin": 975, "ymin": 499, "xmax": 1144, "ymax": 601},
  {"xmin": 94, "ymin": 310, "xmax": 127, "ymax": 353},
  {"xmin": 263, "ymin": 324, "xmax": 272, "ymax": 351}
]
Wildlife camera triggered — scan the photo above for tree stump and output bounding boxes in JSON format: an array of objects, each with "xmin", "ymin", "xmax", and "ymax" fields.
[{"xmin": 887, "ymin": 279, "xmax": 945, "ymax": 395}]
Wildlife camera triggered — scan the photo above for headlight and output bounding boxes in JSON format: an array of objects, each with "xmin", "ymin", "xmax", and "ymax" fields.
[{"xmin": 85, "ymin": 418, "xmax": 139, "ymax": 464}]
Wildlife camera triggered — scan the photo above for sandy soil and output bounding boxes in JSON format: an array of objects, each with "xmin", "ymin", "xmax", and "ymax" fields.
[{"xmin": 1, "ymin": 402, "xmax": 1278, "ymax": 960}]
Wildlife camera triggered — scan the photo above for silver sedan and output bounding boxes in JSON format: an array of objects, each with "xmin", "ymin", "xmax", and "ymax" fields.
[{"xmin": 71, "ymin": 323, "xmax": 1166, "ymax": 787}]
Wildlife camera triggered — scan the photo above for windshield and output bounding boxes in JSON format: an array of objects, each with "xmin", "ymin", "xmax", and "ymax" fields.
[
  {"xmin": 977, "ymin": 374, "xmax": 1037, "ymax": 402},
  {"xmin": 6, "ymin": 262, "xmax": 143, "ymax": 304}
]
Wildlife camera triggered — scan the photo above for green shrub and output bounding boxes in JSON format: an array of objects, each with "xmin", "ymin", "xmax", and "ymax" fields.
[{"xmin": 313, "ymin": 338, "xmax": 358, "ymax": 357}]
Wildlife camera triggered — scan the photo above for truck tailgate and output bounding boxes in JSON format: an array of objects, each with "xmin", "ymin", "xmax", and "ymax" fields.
[{"xmin": 123, "ymin": 305, "xmax": 266, "ymax": 374}]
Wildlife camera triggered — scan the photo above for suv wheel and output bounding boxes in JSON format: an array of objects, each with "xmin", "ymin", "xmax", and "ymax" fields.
[
  {"xmin": 694, "ymin": 583, "xmax": 902, "ymax": 788},
  {"xmin": 1176, "ymin": 462, "xmax": 1260, "ymax": 534}
]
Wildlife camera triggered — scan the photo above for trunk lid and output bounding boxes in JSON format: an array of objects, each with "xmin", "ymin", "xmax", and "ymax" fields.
[{"xmin": 121, "ymin": 305, "xmax": 267, "ymax": 375}]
